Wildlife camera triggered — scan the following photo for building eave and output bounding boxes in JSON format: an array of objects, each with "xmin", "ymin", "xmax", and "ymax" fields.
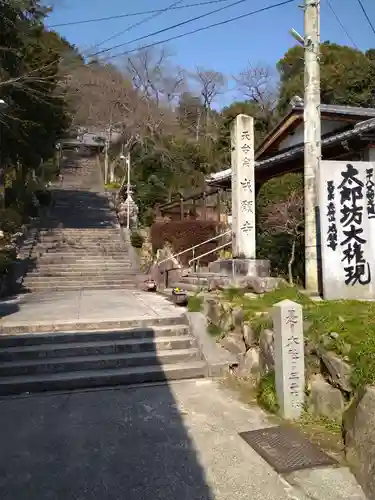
[{"xmin": 206, "ymin": 117, "xmax": 375, "ymax": 187}]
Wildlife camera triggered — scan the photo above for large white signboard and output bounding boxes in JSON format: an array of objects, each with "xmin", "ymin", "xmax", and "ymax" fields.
[{"xmin": 319, "ymin": 161, "xmax": 375, "ymax": 300}]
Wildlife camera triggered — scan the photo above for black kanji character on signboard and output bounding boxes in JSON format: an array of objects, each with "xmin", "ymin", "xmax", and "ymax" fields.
[
  {"xmin": 344, "ymin": 262, "xmax": 371, "ymax": 286},
  {"xmin": 366, "ymin": 168, "xmax": 375, "ymax": 219},
  {"xmin": 341, "ymin": 242, "xmax": 364, "ymax": 264},
  {"xmin": 327, "ymin": 180, "xmax": 335, "ymax": 201},
  {"xmin": 327, "ymin": 202, "xmax": 336, "ymax": 222},
  {"xmin": 338, "ymin": 163, "xmax": 364, "ymax": 205},
  {"xmin": 341, "ymin": 224, "xmax": 367, "ymax": 246},
  {"xmin": 241, "ymin": 131, "xmax": 251, "ymax": 141},
  {"xmin": 327, "ymin": 225, "xmax": 338, "ymax": 251},
  {"xmin": 340, "ymin": 201, "xmax": 363, "ymax": 227}
]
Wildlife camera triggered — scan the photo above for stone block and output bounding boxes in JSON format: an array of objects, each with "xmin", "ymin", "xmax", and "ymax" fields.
[
  {"xmin": 208, "ymin": 258, "xmax": 270, "ymax": 278},
  {"xmin": 236, "ymin": 347, "xmax": 260, "ymax": 379},
  {"xmin": 309, "ymin": 374, "xmax": 344, "ymax": 422},
  {"xmin": 319, "ymin": 349, "xmax": 353, "ymax": 393},
  {"xmin": 232, "ymin": 307, "xmax": 244, "ymax": 334},
  {"xmin": 219, "ymin": 332, "xmax": 246, "ymax": 356},
  {"xmin": 239, "ymin": 276, "xmax": 284, "ymax": 294},
  {"xmin": 343, "ymin": 386, "xmax": 375, "ymax": 500},
  {"xmin": 203, "ymin": 297, "xmax": 221, "ymax": 326},
  {"xmin": 242, "ymin": 323, "xmax": 254, "ymax": 349},
  {"xmin": 259, "ymin": 328, "xmax": 275, "ymax": 375}
]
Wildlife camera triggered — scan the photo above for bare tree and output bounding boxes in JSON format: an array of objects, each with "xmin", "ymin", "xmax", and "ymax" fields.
[
  {"xmin": 125, "ymin": 47, "xmax": 185, "ymax": 107},
  {"xmin": 234, "ymin": 63, "xmax": 277, "ymax": 116},
  {"xmin": 261, "ymin": 190, "xmax": 304, "ymax": 285},
  {"xmin": 67, "ymin": 58, "xmax": 180, "ymax": 182},
  {"xmin": 193, "ymin": 68, "xmax": 226, "ymax": 110}
]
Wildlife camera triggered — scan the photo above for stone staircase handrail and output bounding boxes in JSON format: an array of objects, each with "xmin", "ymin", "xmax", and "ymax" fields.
[
  {"xmin": 157, "ymin": 229, "xmax": 233, "ymax": 270},
  {"xmin": 188, "ymin": 240, "xmax": 232, "ymax": 270}
]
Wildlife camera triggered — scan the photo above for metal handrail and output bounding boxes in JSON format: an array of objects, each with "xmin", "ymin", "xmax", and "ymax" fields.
[
  {"xmin": 157, "ymin": 229, "xmax": 232, "ymax": 268},
  {"xmin": 188, "ymin": 241, "xmax": 232, "ymax": 268}
]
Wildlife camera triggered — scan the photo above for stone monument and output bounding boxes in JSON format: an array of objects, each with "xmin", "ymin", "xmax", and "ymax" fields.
[
  {"xmin": 209, "ymin": 114, "xmax": 269, "ymax": 278},
  {"xmin": 231, "ymin": 114, "xmax": 256, "ymax": 260},
  {"xmin": 319, "ymin": 160, "xmax": 375, "ymax": 299},
  {"xmin": 272, "ymin": 299, "xmax": 304, "ymax": 420}
]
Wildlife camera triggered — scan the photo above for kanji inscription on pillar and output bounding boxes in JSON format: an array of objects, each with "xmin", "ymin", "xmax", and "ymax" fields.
[
  {"xmin": 272, "ymin": 299, "xmax": 304, "ymax": 420},
  {"xmin": 230, "ymin": 114, "xmax": 255, "ymax": 259},
  {"xmin": 319, "ymin": 161, "xmax": 375, "ymax": 299}
]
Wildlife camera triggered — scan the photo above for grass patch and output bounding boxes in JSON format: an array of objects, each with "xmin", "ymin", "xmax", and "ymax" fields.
[
  {"xmin": 187, "ymin": 294, "xmax": 203, "ymax": 312},
  {"xmin": 257, "ymin": 372, "xmax": 279, "ymax": 414},
  {"xmin": 207, "ymin": 322, "xmax": 223, "ymax": 338},
  {"xmin": 220, "ymin": 284, "xmax": 375, "ymax": 389},
  {"xmin": 293, "ymin": 412, "xmax": 345, "ymax": 462}
]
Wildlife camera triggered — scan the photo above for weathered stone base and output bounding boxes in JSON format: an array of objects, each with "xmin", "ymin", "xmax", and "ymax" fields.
[{"xmin": 208, "ymin": 258, "xmax": 270, "ymax": 278}]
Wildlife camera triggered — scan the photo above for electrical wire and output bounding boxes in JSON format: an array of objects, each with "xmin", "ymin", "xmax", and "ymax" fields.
[
  {"xmin": 356, "ymin": 0, "xmax": 375, "ymax": 37},
  {"xmin": 105, "ymin": 0, "xmax": 296, "ymax": 61},
  {"xmin": 48, "ymin": 0, "xmax": 233, "ymax": 28},
  {"xmin": 96, "ymin": 0, "xmax": 185, "ymax": 48},
  {"xmin": 325, "ymin": 0, "xmax": 358, "ymax": 49},
  {"xmin": 89, "ymin": 0, "xmax": 252, "ymax": 58}
]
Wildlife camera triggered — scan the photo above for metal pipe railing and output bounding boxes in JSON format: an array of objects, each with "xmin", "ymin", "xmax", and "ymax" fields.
[
  {"xmin": 188, "ymin": 240, "xmax": 232, "ymax": 270},
  {"xmin": 157, "ymin": 229, "xmax": 232, "ymax": 268}
]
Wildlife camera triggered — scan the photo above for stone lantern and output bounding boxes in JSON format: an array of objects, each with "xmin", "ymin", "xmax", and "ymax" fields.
[{"xmin": 117, "ymin": 189, "xmax": 139, "ymax": 228}]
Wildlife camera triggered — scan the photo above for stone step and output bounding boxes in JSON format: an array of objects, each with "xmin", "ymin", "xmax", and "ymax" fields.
[
  {"xmin": 0, "ymin": 361, "xmax": 207, "ymax": 395},
  {"xmin": 33, "ymin": 263, "xmax": 132, "ymax": 271},
  {"xmin": 35, "ymin": 252, "xmax": 127, "ymax": 258},
  {"xmin": 1, "ymin": 315, "xmax": 187, "ymax": 335},
  {"xmin": 0, "ymin": 348, "xmax": 200, "ymax": 377},
  {"xmin": 21, "ymin": 283, "xmax": 136, "ymax": 292},
  {"xmin": 24, "ymin": 274, "xmax": 134, "ymax": 288},
  {"xmin": 0, "ymin": 334, "xmax": 195, "ymax": 362},
  {"xmin": 170, "ymin": 281, "xmax": 206, "ymax": 292},
  {"xmin": 0, "ymin": 325, "xmax": 190, "ymax": 347},
  {"xmin": 34, "ymin": 256, "xmax": 131, "ymax": 263},
  {"xmin": 27, "ymin": 270, "xmax": 135, "ymax": 277}
]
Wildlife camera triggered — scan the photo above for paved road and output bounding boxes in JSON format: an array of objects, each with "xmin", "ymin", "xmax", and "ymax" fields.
[
  {"xmin": 0, "ymin": 380, "xmax": 303, "ymax": 500},
  {"xmin": 0, "ymin": 379, "xmax": 366, "ymax": 500}
]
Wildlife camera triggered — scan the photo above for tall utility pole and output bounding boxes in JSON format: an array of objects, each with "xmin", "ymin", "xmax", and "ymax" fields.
[
  {"xmin": 304, "ymin": 0, "xmax": 321, "ymax": 294},
  {"xmin": 126, "ymin": 151, "xmax": 131, "ymax": 229}
]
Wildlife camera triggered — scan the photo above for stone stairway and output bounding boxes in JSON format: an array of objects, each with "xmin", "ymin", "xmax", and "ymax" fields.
[
  {"xmin": 21, "ymin": 155, "xmax": 138, "ymax": 292},
  {"xmin": 0, "ymin": 317, "xmax": 207, "ymax": 396},
  {"xmin": 2, "ymin": 153, "xmax": 210, "ymax": 395}
]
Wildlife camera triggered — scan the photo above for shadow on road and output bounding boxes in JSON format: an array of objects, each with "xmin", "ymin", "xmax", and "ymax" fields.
[{"xmin": 0, "ymin": 325, "xmax": 213, "ymax": 499}]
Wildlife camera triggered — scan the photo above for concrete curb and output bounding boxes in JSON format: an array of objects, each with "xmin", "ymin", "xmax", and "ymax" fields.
[{"xmin": 186, "ymin": 311, "xmax": 237, "ymax": 377}]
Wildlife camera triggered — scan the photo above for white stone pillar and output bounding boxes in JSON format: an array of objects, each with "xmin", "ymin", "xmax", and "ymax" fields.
[
  {"xmin": 272, "ymin": 299, "xmax": 305, "ymax": 420},
  {"xmin": 230, "ymin": 114, "xmax": 256, "ymax": 259}
]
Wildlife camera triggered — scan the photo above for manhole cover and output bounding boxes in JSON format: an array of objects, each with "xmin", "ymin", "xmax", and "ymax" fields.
[{"xmin": 239, "ymin": 425, "xmax": 337, "ymax": 474}]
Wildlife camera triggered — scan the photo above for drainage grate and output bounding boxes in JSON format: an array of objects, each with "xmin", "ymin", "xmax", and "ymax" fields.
[{"xmin": 239, "ymin": 425, "xmax": 337, "ymax": 474}]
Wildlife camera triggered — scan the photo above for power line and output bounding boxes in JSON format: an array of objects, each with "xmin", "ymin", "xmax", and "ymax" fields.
[
  {"xmin": 106, "ymin": 0, "xmax": 296, "ymax": 61},
  {"xmin": 48, "ymin": 0, "xmax": 233, "ymax": 28},
  {"xmin": 356, "ymin": 0, "xmax": 375, "ymax": 37},
  {"xmin": 325, "ymin": 0, "xmax": 358, "ymax": 49},
  {"xmin": 90, "ymin": 0, "xmax": 252, "ymax": 58},
  {"xmin": 96, "ymin": 0, "xmax": 185, "ymax": 48}
]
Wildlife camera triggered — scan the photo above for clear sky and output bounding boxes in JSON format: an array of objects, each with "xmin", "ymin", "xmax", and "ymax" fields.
[{"xmin": 46, "ymin": 0, "xmax": 375, "ymax": 107}]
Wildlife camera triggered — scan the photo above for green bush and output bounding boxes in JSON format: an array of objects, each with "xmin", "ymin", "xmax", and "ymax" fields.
[
  {"xmin": 35, "ymin": 190, "xmax": 52, "ymax": 207},
  {"xmin": 130, "ymin": 231, "xmax": 144, "ymax": 248},
  {"xmin": 256, "ymin": 372, "xmax": 279, "ymax": 414},
  {"xmin": 256, "ymin": 173, "xmax": 304, "ymax": 284},
  {"xmin": 0, "ymin": 208, "xmax": 22, "ymax": 234}
]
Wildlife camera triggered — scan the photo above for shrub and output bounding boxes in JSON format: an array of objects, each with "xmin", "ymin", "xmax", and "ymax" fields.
[
  {"xmin": 256, "ymin": 173, "xmax": 304, "ymax": 283},
  {"xmin": 0, "ymin": 208, "xmax": 22, "ymax": 234},
  {"xmin": 150, "ymin": 220, "xmax": 219, "ymax": 266},
  {"xmin": 256, "ymin": 372, "xmax": 279, "ymax": 414},
  {"xmin": 35, "ymin": 190, "xmax": 52, "ymax": 207},
  {"xmin": 130, "ymin": 231, "xmax": 144, "ymax": 248}
]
